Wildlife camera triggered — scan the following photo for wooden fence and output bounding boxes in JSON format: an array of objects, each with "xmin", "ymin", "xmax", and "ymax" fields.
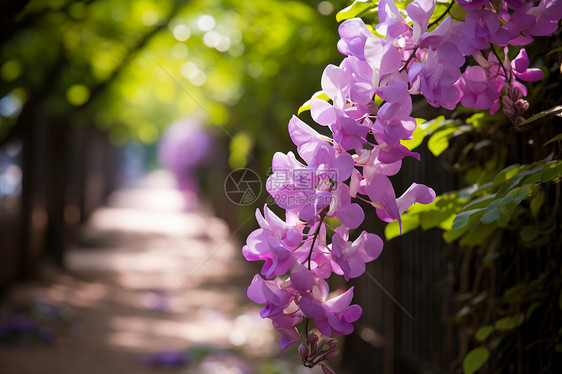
[
  {"xmin": 341, "ymin": 146, "xmax": 458, "ymax": 374},
  {"xmin": 0, "ymin": 125, "xmax": 120, "ymax": 289}
]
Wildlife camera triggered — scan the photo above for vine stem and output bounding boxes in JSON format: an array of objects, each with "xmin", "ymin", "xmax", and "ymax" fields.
[
  {"xmin": 428, "ymin": 1, "xmax": 455, "ymax": 29},
  {"xmin": 399, "ymin": 47, "xmax": 418, "ymax": 73},
  {"xmin": 304, "ymin": 208, "xmax": 328, "ymax": 271},
  {"xmin": 302, "ymin": 206, "xmax": 326, "ymax": 340},
  {"xmin": 491, "ymin": 45, "xmax": 510, "ymax": 80}
]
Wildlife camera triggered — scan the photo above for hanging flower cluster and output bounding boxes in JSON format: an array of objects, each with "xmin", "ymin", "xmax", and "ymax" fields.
[{"xmin": 242, "ymin": 0, "xmax": 560, "ymax": 370}]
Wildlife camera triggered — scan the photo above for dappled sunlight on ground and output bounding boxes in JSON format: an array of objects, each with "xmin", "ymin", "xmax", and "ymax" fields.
[{"xmin": 0, "ymin": 171, "xmax": 324, "ymax": 374}]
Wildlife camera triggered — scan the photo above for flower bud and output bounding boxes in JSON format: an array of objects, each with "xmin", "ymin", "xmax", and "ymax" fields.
[
  {"xmin": 325, "ymin": 349, "xmax": 340, "ymax": 360},
  {"xmin": 320, "ymin": 364, "xmax": 336, "ymax": 374},
  {"xmin": 299, "ymin": 343, "xmax": 309, "ymax": 362},
  {"xmin": 307, "ymin": 333, "xmax": 319, "ymax": 354},
  {"xmin": 326, "ymin": 338, "xmax": 338, "ymax": 350}
]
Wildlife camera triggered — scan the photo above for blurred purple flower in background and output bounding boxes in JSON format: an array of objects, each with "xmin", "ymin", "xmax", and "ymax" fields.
[{"xmin": 158, "ymin": 119, "xmax": 213, "ymax": 208}]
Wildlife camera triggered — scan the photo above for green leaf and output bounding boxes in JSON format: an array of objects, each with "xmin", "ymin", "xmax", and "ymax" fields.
[
  {"xmin": 483, "ymin": 230, "xmax": 504, "ymax": 265},
  {"xmin": 462, "ymin": 194, "xmax": 496, "ymax": 211},
  {"xmin": 475, "ymin": 326, "xmax": 494, "ymax": 342},
  {"xmin": 421, "ymin": 115, "xmax": 446, "ymax": 132},
  {"xmin": 460, "ymin": 222, "xmax": 497, "ymax": 248},
  {"xmin": 519, "ymin": 105, "xmax": 562, "ymax": 126},
  {"xmin": 465, "ymin": 112, "xmax": 490, "ymax": 127},
  {"xmin": 463, "ymin": 347, "xmax": 489, "ymax": 374},
  {"xmin": 419, "ymin": 193, "xmax": 464, "ymax": 230},
  {"xmin": 451, "ymin": 209, "xmax": 485, "ymax": 230},
  {"xmin": 427, "ymin": 127, "xmax": 458, "ymax": 156},
  {"xmin": 401, "ymin": 118, "xmax": 427, "ymax": 151},
  {"xmin": 546, "ymin": 46, "xmax": 562, "ymax": 55},
  {"xmin": 504, "ymin": 284, "xmax": 526, "ymax": 303},
  {"xmin": 494, "ymin": 313, "xmax": 524, "ymax": 331},
  {"xmin": 539, "ymin": 161, "xmax": 562, "ymax": 183},
  {"xmin": 530, "ymin": 191, "xmax": 544, "ymax": 217},
  {"xmin": 496, "ymin": 165, "xmax": 540, "ymax": 196},
  {"xmin": 449, "ymin": 1, "xmax": 468, "ymax": 21},
  {"xmin": 507, "ymin": 185, "xmax": 533, "ymax": 204},
  {"xmin": 520, "ymin": 226, "xmax": 538, "ymax": 242},
  {"xmin": 384, "ymin": 220, "xmax": 401, "ymax": 240},
  {"xmin": 384, "ymin": 214, "xmax": 420, "ymax": 240},
  {"xmin": 480, "ymin": 207, "xmax": 501, "ymax": 224},
  {"xmin": 492, "ymin": 164, "xmax": 523, "ymax": 187},
  {"xmin": 555, "ymin": 343, "xmax": 562, "ymax": 353},
  {"xmin": 543, "ymin": 133, "xmax": 562, "ymax": 146},
  {"xmin": 336, "ymin": 1, "xmax": 376, "ymax": 22},
  {"xmin": 297, "ymin": 91, "xmax": 330, "ymax": 115}
]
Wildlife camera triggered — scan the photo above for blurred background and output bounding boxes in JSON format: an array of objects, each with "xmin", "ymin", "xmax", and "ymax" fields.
[
  {"xmin": 0, "ymin": 0, "xmax": 351, "ymax": 373},
  {"xmin": 2, "ymin": 1, "xmax": 559, "ymax": 374}
]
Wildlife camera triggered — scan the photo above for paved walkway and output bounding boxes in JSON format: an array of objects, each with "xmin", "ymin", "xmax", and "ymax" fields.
[{"xmin": 0, "ymin": 171, "xmax": 320, "ymax": 374}]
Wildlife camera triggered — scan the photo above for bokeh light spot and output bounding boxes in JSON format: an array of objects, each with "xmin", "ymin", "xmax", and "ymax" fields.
[
  {"xmin": 318, "ymin": 1, "xmax": 334, "ymax": 15},
  {"xmin": 0, "ymin": 93, "xmax": 23, "ymax": 117},
  {"xmin": 1, "ymin": 60, "xmax": 23, "ymax": 82},
  {"xmin": 190, "ymin": 70, "xmax": 207, "ymax": 86},
  {"xmin": 66, "ymin": 84, "xmax": 90, "ymax": 106},
  {"xmin": 142, "ymin": 10, "xmax": 159, "ymax": 26},
  {"xmin": 197, "ymin": 14, "xmax": 216, "ymax": 31},
  {"xmin": 171, "ymin": 43, "xmax": 188, "ymax": 59},
  {"xmin": 247, "ymin": 62, "xmax": 263, "ymax": 78},
  {"xmin": 229, "ymin": 132, "xmax": 253, "ymax": 169},
  {"xmin": 203, "ymin": 31, "xmax": 219, "ymax": 47},
  {"xmin": 180, "ymin": 61, "xmax": 198, "ymax": 79},
  {"xmin": 172, "ymin": 24, "xmax": 191, "ymax": 41},
  {"xmin": 139, "ymin": 123, "xmax": 159, "ymax": 144}
]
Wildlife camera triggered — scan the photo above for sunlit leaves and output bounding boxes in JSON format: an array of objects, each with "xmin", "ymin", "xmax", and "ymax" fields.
[
  {"xmin": 66, "ymin": 84, "xmax": 90, "ymax": 106},
  {"xmin": 336, "ymin": 0, "xmax": 378, "ymax": 22},
  {"xmin": 298, "ymin": 90, "xmax": 330, "ymax": 115},
  {"xmin": 1, "ymin": 0, "xmax": 344, "ymax": 148},
  {"xmin": 446, "ymin": 159, "xmax": 562, "ymax": 245},
  {"xmin": 229, "ymin": 131, "xmax": 253, "ymax": 169},
  {"xmin": 1, "ymin": 60, "xmax": 23, "ymax": 81},
  {"xmin": 451, "ymin": 208, "xmax": 484, "ymax": 231},
  {"xmin": 428, "ymin": 126, "xmax": 461, "ymax": 156},
  {"xmin": 385, "ymin": 193, "xmax": 466, "ymax": 240},
  {"xmin": 400, "ymin": 117, "xmax": 427, "ymax": 150},
  {"xmin": 400, "ymin": 116, "xmax": 472, "ymax": 156}
]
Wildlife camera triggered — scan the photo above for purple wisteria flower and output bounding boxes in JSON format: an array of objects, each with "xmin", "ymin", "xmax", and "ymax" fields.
[
  {"xmin": 458, "ymin": 9, "xmax": 510, "ymax": 55},
  {"xmin": 408, "ymin": 49, "xmax": 461, "ymax": 110},
  {"xmin": 511, "ymin": 49, "xmax": 544, "ymax": 82},
  {"xmin": 337, "ymin": 18, "xmax": 374, "ymax": 60},
  {"xmin": 377, "ymin": 0, "xmax": 413, "ymax": 48},
  {"xmin": 242, "ymin": 206, "xmax": 302, "ymax": 278},
  {"xmin": 301, "ymin": 287, "xmax": 362, "ymax": 336},
  {"xmin": 242, "ymin": 1, "xmax": 559, "ymax": 367},
  {"xmin": 407, "ymin": 0, "xmax": 435, "ymax": 43},
  {"xmin": 456, "ymin": 65, "xmax": 503, "ymax": 113},
  {"xmin": 455, "ymin": 0, "xmax": 490, "ymax": 11},
  {"xmin": 330, "ymin": 226, "xmax": 383, "ymax": 281}
]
